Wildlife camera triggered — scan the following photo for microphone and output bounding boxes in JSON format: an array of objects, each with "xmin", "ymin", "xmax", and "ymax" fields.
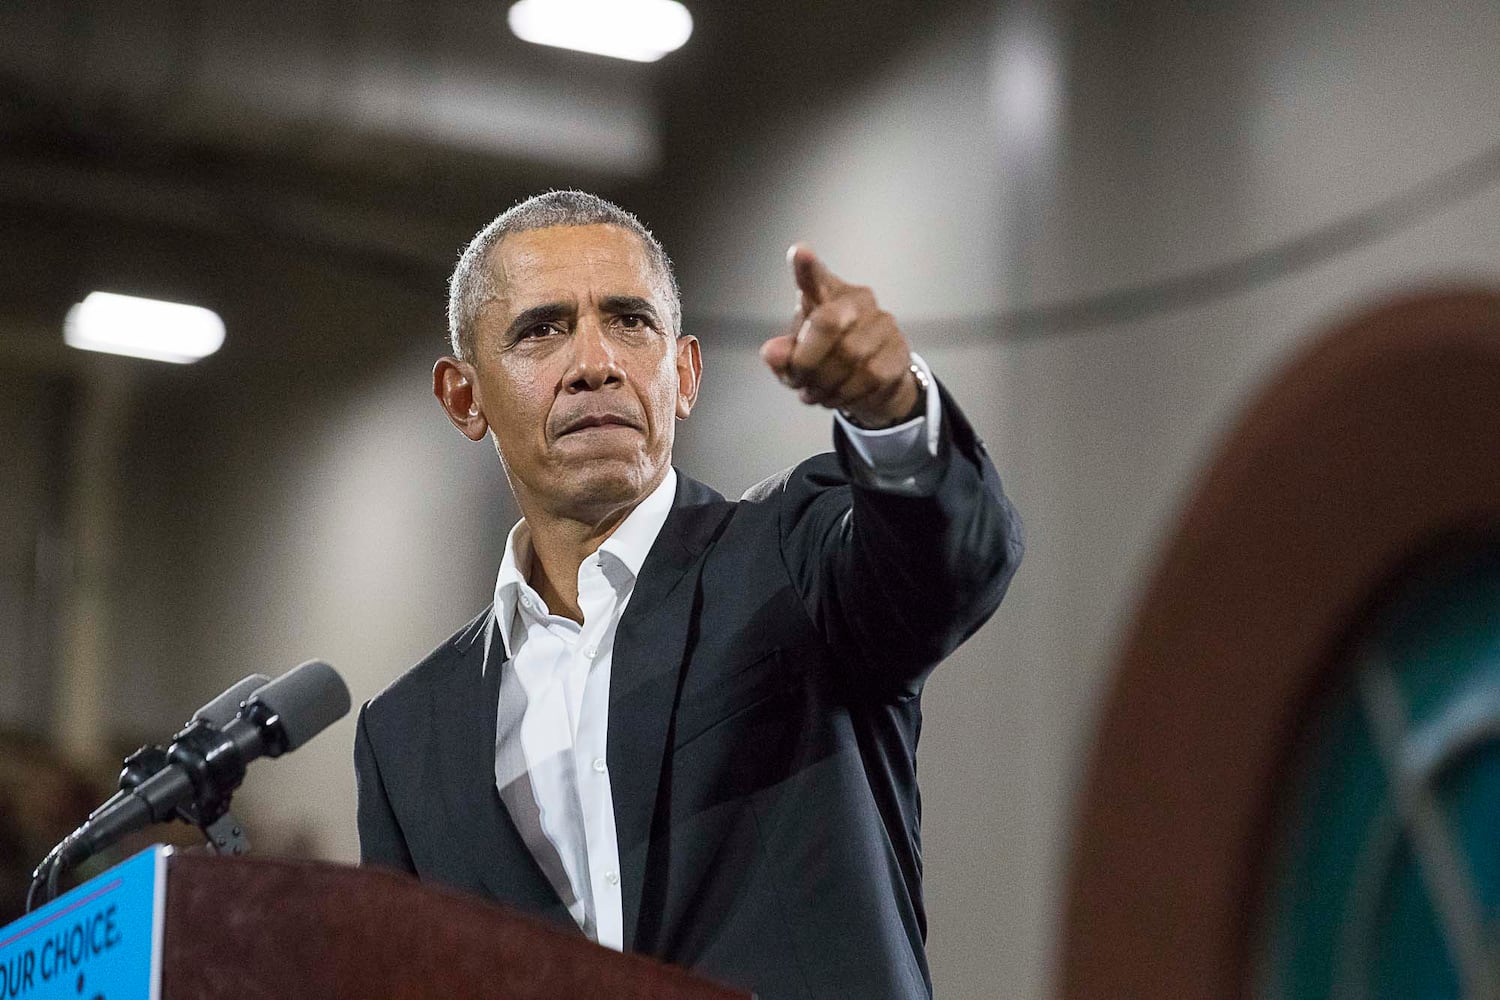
[
  {"xmin": 111, "ymin": 673, "xmax": 272, "ymax": 801},
  {"xmin": 193, "ymin": 673, "xmax": 274, "ymax": 727},
  {"xmin": 44, "ymin": 661, "xmax": 349, "ymax": 884}
]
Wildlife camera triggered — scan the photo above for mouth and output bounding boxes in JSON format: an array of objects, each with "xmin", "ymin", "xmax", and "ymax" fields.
[{"xmin": 556, "ymin": 413, "xmax": 641, "ymax": 437}]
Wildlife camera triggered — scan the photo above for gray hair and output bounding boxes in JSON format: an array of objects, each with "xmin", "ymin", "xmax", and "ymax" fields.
[{"xmin": 446, "ymin": 190, "xmax": 682, "ymax": 360}]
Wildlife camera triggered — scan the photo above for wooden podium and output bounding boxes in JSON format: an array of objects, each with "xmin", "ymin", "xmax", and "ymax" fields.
[{"xmin": 160, "ymin": 854, "xmax": 749, "ymax": 1000}]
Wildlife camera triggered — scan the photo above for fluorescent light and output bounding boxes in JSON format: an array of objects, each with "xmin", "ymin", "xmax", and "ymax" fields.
[
  {"xmin": 64, "ymin": 292, "xmax": 225, "ymax": 364},
  {"xmin": 507, "ymin": 0, "xmax": 693, "ymax": 63}
]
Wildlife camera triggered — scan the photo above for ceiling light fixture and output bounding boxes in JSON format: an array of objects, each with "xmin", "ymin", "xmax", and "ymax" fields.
[
  {"xmin": 64, "ymin": 292, "xmax": 226, "ymax": 364},
  {"xmin": 507, "ymin": 0, "xmax": 693, "ymax": 63}
]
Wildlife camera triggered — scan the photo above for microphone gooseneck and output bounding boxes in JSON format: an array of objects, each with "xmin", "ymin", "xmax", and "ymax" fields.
[{"xmin": 26, "ymin": 661, "xmax": 349, "ymax": 912}]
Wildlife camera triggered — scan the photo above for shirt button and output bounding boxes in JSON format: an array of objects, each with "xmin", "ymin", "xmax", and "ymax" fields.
[
  {"xmin": 584, "ymin": 646, "xmax": 598, "ymax": 658},
  {"xmin": 604, "ymin": 871, "xmax": 619, "ymax": 886},
  {"xmin": 592, "ymin": 757, "xmax": 607, "ymax": 773}
]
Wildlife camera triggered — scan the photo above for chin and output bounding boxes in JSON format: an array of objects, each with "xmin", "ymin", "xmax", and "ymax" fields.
[{"xmin": 557, "ymin": 461, "xmax": 658, "ymax": 515}]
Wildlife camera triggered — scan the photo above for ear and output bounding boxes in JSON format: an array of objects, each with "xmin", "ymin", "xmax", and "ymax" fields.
[
  {"xmin": 674, "ymin": 335, "xmax": 702, "ymax": 419},
  {"xmin": 433, "ymin": 356, "xmax": 489, "ymax": 441}
]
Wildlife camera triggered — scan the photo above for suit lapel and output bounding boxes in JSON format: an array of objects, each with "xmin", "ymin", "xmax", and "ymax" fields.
[
  {"xmin": 435, "ymin": 613, "xmax": 579, "ymax": 931},
  {"xmin": 609, "ymin": 472, "xmax": 733, "ymax": 949}
]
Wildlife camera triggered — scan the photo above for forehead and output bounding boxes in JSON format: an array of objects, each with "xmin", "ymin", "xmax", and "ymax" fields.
[{"xmin": 486, "ymin": 223, "xmax": 662, "ymax": 311}]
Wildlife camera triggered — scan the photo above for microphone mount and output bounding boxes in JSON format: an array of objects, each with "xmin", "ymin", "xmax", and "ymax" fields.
[{"xmin": 26, "ymin": 661, "xmax": 348, "ymax": 912}]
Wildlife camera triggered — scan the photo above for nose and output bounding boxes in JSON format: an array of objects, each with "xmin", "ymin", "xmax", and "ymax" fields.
[{"xmin": 564, "ymin": 317, "xmax": 625, "ymax": 393}]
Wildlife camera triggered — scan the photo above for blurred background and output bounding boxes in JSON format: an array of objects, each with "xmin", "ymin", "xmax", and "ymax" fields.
[{"xmin": 2, "ymin": 0, "xmax": 1498, "ymax": 996}]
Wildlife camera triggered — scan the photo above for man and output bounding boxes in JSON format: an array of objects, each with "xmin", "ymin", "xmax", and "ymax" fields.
[{"xmin": 354, "ymin": 190, "xmax": 1022, "ymax": 999}]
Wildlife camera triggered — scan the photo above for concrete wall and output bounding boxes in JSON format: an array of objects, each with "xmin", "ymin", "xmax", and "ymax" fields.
[{"xmin": 0, "ymin": 375, "xmax": 65, "ymax": 735}]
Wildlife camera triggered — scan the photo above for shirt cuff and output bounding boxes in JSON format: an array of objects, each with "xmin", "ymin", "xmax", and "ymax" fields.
[{"xmin": 833, "ymin": 352, "xmax": 943, "ymax": 492}]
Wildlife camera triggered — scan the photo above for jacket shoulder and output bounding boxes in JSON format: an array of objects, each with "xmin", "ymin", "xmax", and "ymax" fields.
[
  {"xmin": 740, "ymin": 466, "xmax": 795, "ymax": 503},
  {"xmin": 738, "ymin": 453, "xmax": 846, "ymax": 504},
  {"xmin": 362, "ymin": 604, "xmax": 491, "ymax": 726}
]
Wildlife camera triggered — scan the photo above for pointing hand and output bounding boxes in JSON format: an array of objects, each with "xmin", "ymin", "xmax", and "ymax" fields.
[{"xmin": 759, "ymin": 246, "xmax": 921, "ymax": 429}]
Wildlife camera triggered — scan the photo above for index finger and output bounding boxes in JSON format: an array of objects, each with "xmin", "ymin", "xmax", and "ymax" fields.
[{"xmin": 787, "ymin": 244, "xmax": 846, "ymax": 309}]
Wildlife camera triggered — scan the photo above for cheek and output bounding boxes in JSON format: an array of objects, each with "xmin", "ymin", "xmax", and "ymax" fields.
[
  {"xmin": 647, "ymin": 360, "xmax": 682, "ymax": 421},
  {"xmin": 485, "ymin": 356, "xmax": 547, "ymax": 410}
]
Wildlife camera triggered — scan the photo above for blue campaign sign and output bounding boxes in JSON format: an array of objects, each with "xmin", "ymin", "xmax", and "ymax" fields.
[{"xmin": 0, "ymin": 846, "xmax": 167, "ymax": 1000}]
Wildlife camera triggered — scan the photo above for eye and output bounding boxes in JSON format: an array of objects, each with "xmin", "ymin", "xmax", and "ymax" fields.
[
  {"xmin": 518, "ymin": 321, "xmax": 565, "ymax": 340},
  {"xmin": 617, "ymin": 314, "xmax": 651, "ymax": 330}
]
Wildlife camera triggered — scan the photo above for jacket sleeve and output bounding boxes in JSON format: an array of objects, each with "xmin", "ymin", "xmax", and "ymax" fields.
[
  {"xmin": 774, "ymin": 380, "xmax": 1024, "ymax": 699},
  {"xmin": 353, "ymin": 701, "xmax": 418, "ymax": 872}
]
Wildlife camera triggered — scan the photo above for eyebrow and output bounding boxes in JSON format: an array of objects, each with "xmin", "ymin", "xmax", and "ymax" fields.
[
  {"xmin": 502, "ymin": 296, "xmax": 664, "ymax": 342},
  {"xmin": 503, "ymin": 302, "xmax": 572, "ymax": 342},
  {"xmin": 598, "ymin": 296, "xmax": 662, "ymax": 326}
]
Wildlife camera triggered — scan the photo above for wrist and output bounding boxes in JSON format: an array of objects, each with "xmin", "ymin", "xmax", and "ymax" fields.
[{"xmin": 841, "ymin": 362, "xmax": 929, "ymax": 429}]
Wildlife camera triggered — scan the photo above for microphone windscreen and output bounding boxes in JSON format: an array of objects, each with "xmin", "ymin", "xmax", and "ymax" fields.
[
  {"xmin": 192, "ymin": 673, "xmax": 272, "ymax": 728},
  {"xmin": 251, "ymin": 660, "xmax": 351, "ymax": 751}
]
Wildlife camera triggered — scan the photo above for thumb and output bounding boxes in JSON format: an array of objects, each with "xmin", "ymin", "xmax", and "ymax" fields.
[
  {"xmin": 788, "ymin": 244, "xmax": 842, "ymax": 309},
  {"xmin": 759, "ymin": 333, "xmax": 794, "ymax": 375}
]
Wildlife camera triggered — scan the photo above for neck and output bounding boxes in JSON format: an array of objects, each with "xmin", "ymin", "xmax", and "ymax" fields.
[
  {"xmin": 524, "ymin": 506, "xmax": 633, "ymax": 623},
  {"xmin": 514, "ymin": 467, "xmax": 673, "ymax": 623}
]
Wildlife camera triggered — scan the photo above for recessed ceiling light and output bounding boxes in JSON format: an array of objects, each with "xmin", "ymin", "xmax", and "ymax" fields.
[
  {"xmin": 507, "ymin": 0, "xmax": 693, "ymax": 63},
  {"xmin": 64, "ymin": 292, "xmax": 225, "ymax": 364}
]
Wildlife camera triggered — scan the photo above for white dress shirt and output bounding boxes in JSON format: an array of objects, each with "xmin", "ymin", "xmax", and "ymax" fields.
[{"xmin": 488, "ymin": 353, "xmax": 941, "ymax": 950}]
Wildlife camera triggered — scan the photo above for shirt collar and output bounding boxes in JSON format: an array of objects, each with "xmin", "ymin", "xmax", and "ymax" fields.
[
  {"xmin": 595, "ymin": 466, "xmax": 677, "ymax": 580},
  {"xmin": 490, "ymin": 467, "xmax": 678, "ymax": 664}
]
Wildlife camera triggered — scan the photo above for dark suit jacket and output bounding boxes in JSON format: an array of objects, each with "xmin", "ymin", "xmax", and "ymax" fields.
[{"xmin": 354, "ymin": 387, "xmax": 1022, "ymax": 999}]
